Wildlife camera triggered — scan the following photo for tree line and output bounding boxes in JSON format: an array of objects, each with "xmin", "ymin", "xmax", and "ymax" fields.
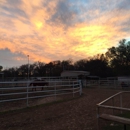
[{"xmin": 0, "ymin": 39, "xmax": 130, "ymax": 78}]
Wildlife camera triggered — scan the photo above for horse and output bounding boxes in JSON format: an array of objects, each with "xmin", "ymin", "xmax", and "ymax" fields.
[{"xmin": 29, "ymin": 79, "xmax": 49, "ymax": 91}]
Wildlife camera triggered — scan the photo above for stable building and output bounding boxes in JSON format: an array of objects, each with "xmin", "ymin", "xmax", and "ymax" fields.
[{"xmin": 61, "ymin": 71, "xmax": 90, "ymax": 79}]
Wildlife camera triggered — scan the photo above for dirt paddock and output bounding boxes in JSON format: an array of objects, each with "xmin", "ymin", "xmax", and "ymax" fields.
[{"xmin": 0, "ymin": 88, "xmax": 120, "ymax": 130}]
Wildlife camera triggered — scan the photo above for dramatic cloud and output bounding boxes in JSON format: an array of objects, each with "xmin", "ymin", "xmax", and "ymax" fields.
[{"xmin": 0, "ymin": 0, "xmax": 130, "ymax": 68}]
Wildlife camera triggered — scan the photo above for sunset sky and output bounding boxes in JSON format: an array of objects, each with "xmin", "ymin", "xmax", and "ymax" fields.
[{"xmin": 0, "ymin": 0, "xmax": 130, "ymax": 68}]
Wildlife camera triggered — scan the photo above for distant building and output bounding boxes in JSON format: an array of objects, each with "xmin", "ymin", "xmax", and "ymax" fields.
[{"xmin": 61, "ymin": 71, "xmax": 90, "ymax": 79}]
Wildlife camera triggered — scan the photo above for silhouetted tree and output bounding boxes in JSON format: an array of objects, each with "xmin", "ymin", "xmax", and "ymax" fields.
[
  {"xmin": 0, "ymin": 65, "xmax": 3, "ymax": 72},
  {"xmin": 62, "ymin": 59, "xmax": 73, "ymax": 71},
  {"xmin": 74, "ymin": 54, "xmax": 113, "ymax": 77},
  {"xmin": 74, "ymin": 59, "xmax": 87, "ymax": 71},
  {"xmin": 45, "ymin": 62, "xmax": 54, "ymax": 76},
  {"xmin": 33, "ymin": 62, "xmax": 46, "ymax": 76},
  {"xmin": 17, "ymin": 64, "xmax": 28, "ymax": 77},
  {"xmin": 106, "ymin": 39, "xmax": 130, "ymax": 76},
  {"xmin": 3, "ymin": 67, "xmax": 18, "ymax": 78}
]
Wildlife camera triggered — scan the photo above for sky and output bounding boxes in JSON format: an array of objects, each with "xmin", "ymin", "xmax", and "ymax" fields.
[{"xmin": 0, "ymin": 0, "xmax": 130, "ymax": 69}]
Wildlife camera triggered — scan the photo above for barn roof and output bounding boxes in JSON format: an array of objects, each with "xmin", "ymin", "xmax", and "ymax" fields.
[{"xmin": 61, "ymin": 71, "xmax": 90, "ymax": 77}]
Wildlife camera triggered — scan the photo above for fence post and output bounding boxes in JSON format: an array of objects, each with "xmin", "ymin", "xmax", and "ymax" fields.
[
  {"xmin": 79, "ymin": 80, "xmax": 82, "ymax": 96},
  {"xmin": 73, "ymin": 81, "xmax": 74, "ymax": 97},
  {"xmin": 26, "ymin": 81, "xmax": 29, "ymax": 107},
  {"xmin": 55, "ymin": 81, "xmax": 56, "ymax": 100}
]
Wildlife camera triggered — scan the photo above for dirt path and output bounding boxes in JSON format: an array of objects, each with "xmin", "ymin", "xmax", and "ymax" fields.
[{"xmin": 0, "ymin": 88, "xmax": 119, "ymax": 130}]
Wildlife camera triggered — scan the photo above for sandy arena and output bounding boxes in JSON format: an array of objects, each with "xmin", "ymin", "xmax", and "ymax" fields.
[{"xmin": 0, "ymin": 88, "xmax": 120, "ymax": 130}]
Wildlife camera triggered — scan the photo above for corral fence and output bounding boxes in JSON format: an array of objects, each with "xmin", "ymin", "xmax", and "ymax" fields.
[
  {"xmin": 97, "ymin": 91, "xmax": 130, "ymax": 130},
  {"xmin": 1, "ymin": 76, "xmax": 130, "ymax": 89},
  {"xmin": 0, "ymin": 80, "xmax": 82, "ymax": 108},
  {"xmin": 0, "ymin": 76, "xmax": 63, "ymax": 82},
  {"xmin": 85, "ymin": 79, "xmax": 130, "ymax": 89},
  {"xmin": 86, "ymin": 79, "xmax": 118, "ymax": 88}
]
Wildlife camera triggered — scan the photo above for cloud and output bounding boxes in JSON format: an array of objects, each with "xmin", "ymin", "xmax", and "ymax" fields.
[
  {"xmin": 0, "ymin": 48, "xmax": 28, "ymax": 68},
  {"xmin": 49, "ymin": 0, "xmax": 77, "ymax": 27},
  {"xmin": 0, "ymin": 0, "xmax": 130, "ymax": 67},
  {"xmin": 117, "ymin": 0, "xmax": 130, "ymax": 10}
]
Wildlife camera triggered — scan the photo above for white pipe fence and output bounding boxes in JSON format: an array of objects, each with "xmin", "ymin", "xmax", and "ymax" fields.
[
  {"xmin": 0, "ymin": 80, "xmax": 82, "ymax": 107},
  {"xmin": 0, "ymin": 76, "xmax": 65, "ymax": 81},
  {"xmin": 85, "ymin": 79, "xmax": 130, "ymax": 89}
]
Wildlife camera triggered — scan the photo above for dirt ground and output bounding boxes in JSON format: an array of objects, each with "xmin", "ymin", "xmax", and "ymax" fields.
[{"xmin": 0, "ymin": 88, "xmax": 120, "ymax": 130}]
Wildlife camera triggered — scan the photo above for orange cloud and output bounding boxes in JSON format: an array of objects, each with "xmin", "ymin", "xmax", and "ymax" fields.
[{"xmin": 0, "ymin": 0, "xmax": 130, "ymax": 67}]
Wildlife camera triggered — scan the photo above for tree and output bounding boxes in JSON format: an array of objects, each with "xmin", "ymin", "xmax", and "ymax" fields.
[
  {"xmin": 105, "ymin": 39, "xmax": 130, "ymax": 76},
  {"xmin": 85, "ymin": 57, "xmax": 111, "ymax": 77},
  {"xmin": 61, "ymin": 59, "xmax": 74, "ymax": 71},
  {"xmin": 3, "ymin": 67, "xmax": 18, "ymax": 78},
  {"xmin": 33, "ymin": 62, "xmax": 46, "ymax": 76},
  {"xmin": 51, "ymin": 60, "xmax": 62, "ymax": 76},
  {"xmin": 74, "ymin": 54, "xmax": 113, "ymax": 77},
  {"xmin": 17, "ymin": 64, "xmax": 28, "ymax": 77},
  {"xmin": 74, "ymin": 59, "xmax": 87, "ymax": 71}
]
